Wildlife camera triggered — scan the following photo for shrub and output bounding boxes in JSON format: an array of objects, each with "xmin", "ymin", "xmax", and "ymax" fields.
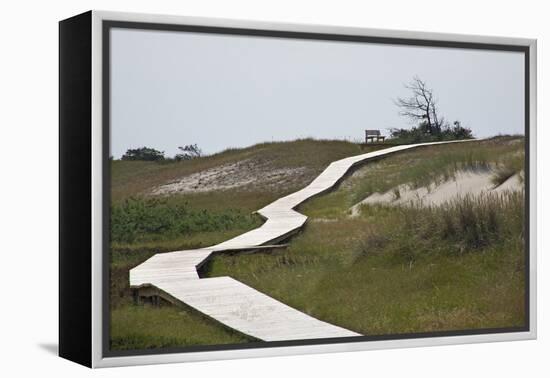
[
  {"xmin": 110, "ymin": 197, "xmax": 259, "ymax": 243},
  {"xmin": 390, "ymin": 120, "xmax": 474, "ymax": 144},
  {"xmin": 175, "ymin": 144, "xmax": 203, "ymax": 161},
  {"xmin": 121, "ymin": 147, "xmax": 165, "ymax": 161}
]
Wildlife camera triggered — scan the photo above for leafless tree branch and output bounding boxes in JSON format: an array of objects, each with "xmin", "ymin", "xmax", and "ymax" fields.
[{"xmin": 395, "ymin": 76, "xmax": 443, "ymax": 134}]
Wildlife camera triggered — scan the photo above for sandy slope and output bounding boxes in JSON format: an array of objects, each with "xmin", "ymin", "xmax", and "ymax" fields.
[
  {"xmin": 350, "ymin": 170, "xmax": 523, "ymax": 215},
  {"xmin": 152, "ymin": 159, "xmax": 309, "ymax": 195}
]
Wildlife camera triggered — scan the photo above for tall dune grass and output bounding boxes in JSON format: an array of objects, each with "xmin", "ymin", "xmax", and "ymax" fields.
[{"xmin": 208, "ymin": 190, "xmax": 525, "ymax": 335}]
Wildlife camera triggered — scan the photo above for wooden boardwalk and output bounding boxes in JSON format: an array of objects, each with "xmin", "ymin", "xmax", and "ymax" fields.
[{"xmin": 130, "ymin": 139, "xmax": 477, "ymax": 341}]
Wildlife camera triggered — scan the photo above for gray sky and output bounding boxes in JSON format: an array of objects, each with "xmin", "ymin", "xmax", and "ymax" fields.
[{"xmin": 110, "ymin": 28, "xmax": 524, "ymax": 158}]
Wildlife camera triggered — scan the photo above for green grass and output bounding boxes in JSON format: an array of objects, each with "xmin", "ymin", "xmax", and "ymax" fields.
[
  {"xmin": 110, "ymin": 305, "xmax": 254, "ymax": 350},
  {"xmin": 109, "ymin": 138, "xmax": 367, "ymax": 350},
  {"xmin": 108, "ymin": 196, "xmax": 264, "ymax": 350},
  {"xmin": 206, "ymin": 192, "xmax": 525, "ymax": 335},
  {"xmin": 111, "ymin": 197, "xmax": 262, "ymax": 244},
  {"xmin": 110, "ymin": 136, "xmax": 526, "ymax": 348},
  {"xmin": 205, "ymin": 137, "xmax": 526, "ymax": 335}
]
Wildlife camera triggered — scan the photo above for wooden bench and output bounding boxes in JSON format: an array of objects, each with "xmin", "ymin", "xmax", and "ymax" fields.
[{"xmin": 365, "ymin": 129, "xmax": 386, "ymax": 143}]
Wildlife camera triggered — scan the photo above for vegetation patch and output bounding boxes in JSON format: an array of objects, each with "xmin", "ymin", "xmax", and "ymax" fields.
[
  {"xmin": 110, "ymin": 137, "xmax": 526, "ymax": 348},
  {"xmin": 111, "ymin": 197, "xmax": 261, "ymax": 244},
  {"xmin": 206, "ymin": 138, "xmax": 526, "ymax": 335},
  {"xmin": 110, "ymin": 305, "xmax": 254, "ymax": 350},
  {"xmin": 207, "ymin": 192, "xmax": 525, "ymax": 335},
  {"xmin": 109, "ymin": 139, "xmax": 368, "ymax": 350}
]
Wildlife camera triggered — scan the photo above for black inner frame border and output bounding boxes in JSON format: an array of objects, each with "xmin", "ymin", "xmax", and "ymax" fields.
[{"xmin": 102, "ymin": 20, "xmax": 531, "ymax": 359}]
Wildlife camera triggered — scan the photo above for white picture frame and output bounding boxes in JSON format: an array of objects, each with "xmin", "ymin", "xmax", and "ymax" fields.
[{"xmin": 59, "ymin": 10, "xmax": 537, "ymax": 368}]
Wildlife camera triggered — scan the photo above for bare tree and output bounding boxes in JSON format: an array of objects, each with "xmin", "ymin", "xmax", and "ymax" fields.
[{"xmin": 394, "ymin": 76, "xmax": 442, "ymax": 134}]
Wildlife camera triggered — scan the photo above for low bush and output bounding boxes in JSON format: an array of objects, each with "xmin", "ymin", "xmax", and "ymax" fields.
[
  {"xmin": 121, "ymin": 147, "xmax": 165, "ymax": 161},
  {"xmin": 389, "ymin": 120, "xmax": 474, "ymax": 144},
  {"xmin": 110, "ymin": 197, "xmax": 260, "ymax": 243}
]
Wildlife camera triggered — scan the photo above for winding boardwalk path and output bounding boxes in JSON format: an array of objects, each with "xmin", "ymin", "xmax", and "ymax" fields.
[{"xmin": 130, "ymin": 139, "xmax": 476, "ymax": 341}]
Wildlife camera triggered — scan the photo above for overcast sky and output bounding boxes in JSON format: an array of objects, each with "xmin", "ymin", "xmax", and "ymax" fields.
[{"xmin": 110, "ymin": 28, "xmax": 525, "ymax": 158}]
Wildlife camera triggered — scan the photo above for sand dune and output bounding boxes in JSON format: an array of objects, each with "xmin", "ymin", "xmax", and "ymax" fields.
[
  {"xmin": 350, "ymin": 170, "xmax": 522, "ymax": 215},
  {"xmin": 152, "ymin": 159, "xmax": 309, "ymax": 195}
]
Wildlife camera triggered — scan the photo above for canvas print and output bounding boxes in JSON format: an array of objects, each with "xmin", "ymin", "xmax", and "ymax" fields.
[{"xmin": 107, "ymin": 26, "xmax": 527, "ymax": 353}]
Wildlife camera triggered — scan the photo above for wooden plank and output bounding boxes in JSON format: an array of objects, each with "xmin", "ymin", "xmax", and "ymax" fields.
[{"xmin": 129, "ymin": 139, "xmax": 478, "ymax": 341}]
